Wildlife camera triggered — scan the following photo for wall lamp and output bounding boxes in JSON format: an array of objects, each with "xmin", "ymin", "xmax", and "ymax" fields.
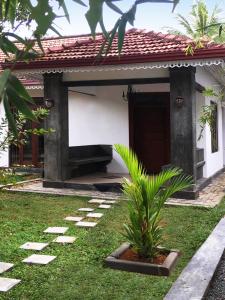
[
  {"xmin": 122, "ymin": 85, "xmax": 135, "ymax": 102},
  {"xmin": 44, "ymin": 98, "xmax": 54, "ymax": 109},
  {"xmin": 175, "ymin": 96, "xmax": 184, "ymax": 107}
]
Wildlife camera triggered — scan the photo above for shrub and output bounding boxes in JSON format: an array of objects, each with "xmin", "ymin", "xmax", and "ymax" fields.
[{"xmin": 115, "ymin": 144, "xmax": 192, "ymax": 260}]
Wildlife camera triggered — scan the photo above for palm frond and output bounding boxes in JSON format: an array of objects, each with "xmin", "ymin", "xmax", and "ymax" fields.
[{"xmin": 114, "ymin": 144, "xmax": 146, "ymax": 182}]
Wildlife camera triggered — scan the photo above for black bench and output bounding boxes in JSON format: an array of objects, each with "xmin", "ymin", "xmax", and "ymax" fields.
[{"xmin": 69, "ymin": 145, "xmax": 112, "ymax": 177}]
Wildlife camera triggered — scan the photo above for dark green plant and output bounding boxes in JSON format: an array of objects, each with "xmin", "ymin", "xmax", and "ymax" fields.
[
  {"xmin": 198, "ymin": 103, "xmax": 216, "ymax": 141},
  {"xmin": 198, "ymin": 87, "xmax": 224, "ymax": 149},
  {"xmin": 115, "ymin": 144, "xmax": 192, "ymax": 259}
]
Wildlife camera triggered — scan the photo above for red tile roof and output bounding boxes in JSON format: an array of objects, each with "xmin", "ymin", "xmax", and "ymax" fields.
[{"xmin": 2, "ymin": 29, "xmax": 225, "ymax": 71}]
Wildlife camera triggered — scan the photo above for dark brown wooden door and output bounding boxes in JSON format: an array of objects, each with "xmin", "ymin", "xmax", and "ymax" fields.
[{"xmin": 129, "ymin": 93, "xmax": 170, "ymax": 174}]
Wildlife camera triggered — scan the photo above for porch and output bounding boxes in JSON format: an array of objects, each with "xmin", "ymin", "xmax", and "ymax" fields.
[{"xmin": 42, "ymin": 66, "xmax": 201, "ymax": 199}]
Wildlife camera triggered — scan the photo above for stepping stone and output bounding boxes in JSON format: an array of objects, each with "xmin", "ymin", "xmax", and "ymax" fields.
[
  {"xmin": 0, "ymin": 277, "xmax": 21, "ymax": 292},
  {"xmin": 44, "ymin": 227, "xmax": 68, "ymax": 234},
  {"xmin": 88, "ymin": 199, "xmax": 105, "ymax": 204},
  {"xmin": 53, "ymin": 236, "xmax": 76, "ymax": 244},
  {"xmin": 0, "ymin": 263, "xmax": 14, "ymax": 274},
  {"xmin": 64, "ymin": 216, "xmax": 83, "ymax": 222},
  {"xmin": 23, "ymin": 254, "xmax": 56, "ymax": 265},
  {"xmin": 86, "ymin": 212, "xmax": 103, "ymax": 219},
  {"xmin": 20, "ymin": 242, "xmax": 49, "ymax": 251},
  {"xmin": 76, "ymin": 221, "xmax": 97, "ymax": 228},
  {"xmin": 98, "ymin": 204, "xmax": 111, "ymax": 209},
  {"xmin": 78, "ymin": 208, "xmax": 94, "ymax": 212},
  {"xmin": 103, "ymin": 200, "xmax": 116, "ymax": 204}
]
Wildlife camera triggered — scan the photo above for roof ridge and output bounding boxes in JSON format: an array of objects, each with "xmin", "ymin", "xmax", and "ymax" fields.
[{"xmin": 145, "ymin": 30, "xmax": 193, "ymax": 43}]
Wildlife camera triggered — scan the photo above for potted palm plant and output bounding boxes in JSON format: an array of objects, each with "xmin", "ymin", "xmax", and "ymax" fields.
[{"xmin": 105, "ymin": 144, "xmax": 192, "ymax": 276}]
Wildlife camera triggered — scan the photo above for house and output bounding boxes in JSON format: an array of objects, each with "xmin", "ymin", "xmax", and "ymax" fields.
[{"xmin": 1, "ymin": 29, "xmax": 225, "ymax": 199}]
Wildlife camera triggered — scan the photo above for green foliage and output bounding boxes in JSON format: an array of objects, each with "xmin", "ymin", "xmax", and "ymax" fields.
[
  {"xmin": 203, "ymin": 87, "xmax": 219, "ymax": 98},
  {"xmin": 174, "ymin": 0, "xmax": 224, "ymax": 41},
  {"xmin": 166, "ymin": 0, "xmax": 225, "ymax": 54},
  {"xmin": 198, "ymin": 87, "xmax": 225, "ymax": 142},
  {"xmin": 198, "ymin": 103, "xmax": 217, "ymax": 147},
  {"xmin": 0, "ymin": 107, "xmax": 54, "ymax": 152},
  {"xmin": 0, "ymin": 168, "xmax": 24, "ymax": 185},
  {"xmin": 115, "ymin": 144, "xmax": 192, "ymax": 259}
]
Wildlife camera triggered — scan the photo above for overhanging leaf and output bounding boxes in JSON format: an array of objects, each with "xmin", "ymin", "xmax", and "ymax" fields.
[
  {"xmin": 118, "ymin": 17, "xmax": 127, "ymax": 53},
  {"xmin": 126, "ymin": 4, "xmax": 136, "ymax": 26},
  {"xmin": 31, "ymin": 1, "xmax": 56, "ymax": 36},
  {"xmin": 3, "ymin": 93, "xmax": 18, "ymax": 135},
  {"xmin": 106, "ymin": 1, "xmax": 123, "ymax": 15},
  {"xmin": 58, "ymin": 0, "xmax": 70, "ymax": 22},
  {"xmin": 0, "ymin": 69, "xmax": 11, "ymax": 98},
  {"xmin": 7, "ymin": 87, "xmax": 36, "ymax": 121},
  {"xmin": 72, "ymin": 0, "xmax": 87, "ymax": 7},
  {"xmin": 85, "ymin": 0, "xmax": 104, "ymax": 37},
  {"xmin": 8, "ymin": 74, "xmax": 34, "ymax": 104}
]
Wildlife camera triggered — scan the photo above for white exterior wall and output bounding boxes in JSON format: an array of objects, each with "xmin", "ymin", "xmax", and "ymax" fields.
[{"xmin": 196, "ymin": 67, "xmax": 224, "ymax": 178}]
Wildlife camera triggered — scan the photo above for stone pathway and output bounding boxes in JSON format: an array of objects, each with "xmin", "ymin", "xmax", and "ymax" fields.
[
  {"xmin": 20, "ymin": 242, "xmax": 49, "ymax": 251},
  {"xmin": 87, "ymin": 212, "xmax": 103, "ymax": 218},
  {"xmin": 6, "ymin": 172, "xmax": 225, "ymax": 207},
  {"xmin": 99, "ymin": 204, "xmax": 111, "ymax": 209},
  {"xmin": 22, "ymin": 254, "xmax": 57, "ymax": 265},
  {"xmin": 0, "ymin": 196, "xmax": 117, "ymax": 292},
  {"xmin": 0, "ymin": 263, "xmax": 14, "ymax": 274},
  {"xmin": 76, "ymin": 221, "xmax": 97, "ymax": 228},
  {"xmin": 53, "ymin": 236, "xmax": 76, "ymax": 244},
  {"xmin": 64, "ymin": 216, "xmax": 83, "ymax": 222},
  {"xmin": 78, "ymin": 208, "xmax": 94, "ymax": 212},
  {"xmin": 0, "ymin": 278, "xmax": 21, "ymax": 292},
  {"xmin": 44, "ymin": 227, "xmax": 68, "ymax": 234},
  {"xmin": 166, "ymin": 174, "xmax": 225, "ymax": 208},
  {"xmin": 88, "ymin": 199, "xmax": 105, "ymax": 204}
]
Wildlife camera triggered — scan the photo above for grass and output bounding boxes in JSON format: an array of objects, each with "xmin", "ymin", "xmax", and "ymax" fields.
[
  {"xmin": 0, "ymin": 191, "xmax": 225, "ymax": 300},
  {"xmin": 0, "ymin": 173, "xmax": 25, "ymax": 185},
  {"xmin": 0, "ymin": 171, "xmax": 38, "ymax": 185}
]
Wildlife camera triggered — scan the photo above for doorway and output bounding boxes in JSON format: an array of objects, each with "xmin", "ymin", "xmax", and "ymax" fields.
[{"xmin": 129, "ymin": 92, "xmax": 170, "ymax": 174}]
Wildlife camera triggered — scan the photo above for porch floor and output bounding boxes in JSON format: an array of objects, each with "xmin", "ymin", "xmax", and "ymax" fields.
[
  {"xmin": 66, "ymin": 173, "xmax": 130, "ymax": 185},
  {"xmin": 43, "ymin": 173, "xmax": 131, "ymax": 193}
]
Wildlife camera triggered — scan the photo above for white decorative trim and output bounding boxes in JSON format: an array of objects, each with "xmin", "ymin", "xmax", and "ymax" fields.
[
  {"xmin": 26, "ymin": 85, "xmax": 43, "ymax": 90},
  {"xmin": 15, "ymin": 58, "xmax": 224, "ymax": 76}
]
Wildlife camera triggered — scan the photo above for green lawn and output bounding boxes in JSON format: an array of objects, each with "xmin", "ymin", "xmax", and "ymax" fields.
[{"xmin": 0, "ymin": 191, "xmax": 225, "ymax": 300}]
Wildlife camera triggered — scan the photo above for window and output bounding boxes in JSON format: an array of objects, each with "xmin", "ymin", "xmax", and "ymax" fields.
[{"xmin": 210, "ymin": 101, "xmax": 218, "ymax": 153}]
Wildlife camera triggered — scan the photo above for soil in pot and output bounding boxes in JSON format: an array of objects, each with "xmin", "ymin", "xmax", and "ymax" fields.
[{"xmin": 120, "ymin": 247, "xmax": 168, "ymax": 265}]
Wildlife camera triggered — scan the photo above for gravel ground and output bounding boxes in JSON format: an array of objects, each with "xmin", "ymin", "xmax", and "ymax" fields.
[{"xmin": 205, "ymin": 252, "xmax": 225, "ymax": 300}]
